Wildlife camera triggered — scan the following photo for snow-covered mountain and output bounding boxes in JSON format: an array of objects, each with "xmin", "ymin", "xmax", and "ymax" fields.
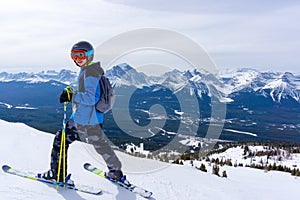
[
  {"xmin": 219, "ymin": 68, "xmax": 300, "ymax": 103},
  {"xmin": 105, "ymin": 63, "xmax": 149, "ymax": 88},
  {"xmin": 1, "ymin": 64, "xmax": 299, "ymax": 103},
  {"xmin": 1, "ymin": 119, "xmax": 300, "ymax": 200},
  {"xmin": 260, "ymin": 72, "xmax": 300, "ymax": 102},
  {"xmin": 218, "ymin": 68, "xmax": 261, "ymax": 94},
  {"xmin": 0, "ymin": 64, "xmax": 300, "ymax": 144},
  {"xmin": 0, "ymin": 70, "xmax": 77, "ymax": 85}
]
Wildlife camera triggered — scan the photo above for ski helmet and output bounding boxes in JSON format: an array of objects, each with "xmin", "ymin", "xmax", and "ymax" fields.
[{"xmin": 71, "ymin": 41, "xmax": 94, "ymax": 64}]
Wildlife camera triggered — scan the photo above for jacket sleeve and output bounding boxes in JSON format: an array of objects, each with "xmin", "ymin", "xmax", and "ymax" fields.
[{"xmin": 73, "ymin": 76, "xmax": 100, "ymax": 105}]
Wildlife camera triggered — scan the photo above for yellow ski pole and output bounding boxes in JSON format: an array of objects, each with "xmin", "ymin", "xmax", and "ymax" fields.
[{"xmin": 56, "ymin": 101, "xmax": 68, "ymax": 189}]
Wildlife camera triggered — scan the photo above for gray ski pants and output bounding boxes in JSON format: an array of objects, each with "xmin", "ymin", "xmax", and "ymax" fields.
[{"xmin": 50, "ymin": 120, "xmax": 122, "ymax": 178}]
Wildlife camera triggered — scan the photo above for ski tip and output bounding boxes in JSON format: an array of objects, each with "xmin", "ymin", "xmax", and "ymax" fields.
[
  {"xmin": 83, "ymin": 163, "xmax": 91, "ymax": 169},
  {"xmin": 2, "ymin": 165, "xmax": 10, "ymax": 172},
  {"xmin": 143, "ymin": 192, "xmax": 153, "ymax": 199},
  {"xmin": 66, "ymin": 173, "xmax": 72, "ymax": 180},
  {"xmin": 96, "ymin": 190, "xmax": 103, "ymax": 195}
]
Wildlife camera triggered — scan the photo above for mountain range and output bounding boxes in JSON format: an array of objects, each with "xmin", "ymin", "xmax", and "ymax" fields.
[
  {"xmin": 0, "ymin": 64, "xmax": 299, "ymax": 146},
  {"xmin": 1, "ymin": 64, "xmax": 299, "ymax": 103}
]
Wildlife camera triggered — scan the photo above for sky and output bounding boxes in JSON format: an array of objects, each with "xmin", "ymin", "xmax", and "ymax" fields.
[{"xmin": 1, "ymin": 0, "xmax": 300, "ymax": 74}]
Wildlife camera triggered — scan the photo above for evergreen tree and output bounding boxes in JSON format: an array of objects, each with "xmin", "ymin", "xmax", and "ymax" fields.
[
  {"xmin": 291, "ymin": 168, "xmax": 296, "ymax": 176},
  {"xmin": 212, "ymin": 165, "xmax": 220, "ymax": 176},
  {"xmin": 222, "ymin": 170, "xmax": 227, "ymax": 178},
  {"xmin": 243, "ymin": 145, "xmax": 249, "ymax": 155},
  {"xmin": 295, "ymin": 169, "xmax": 300, "ymax": 176},
  {"xmin": 173, "ymin": 158, "xmax": 180, "ymax": 164},
  {"xmin": 198, "ymin": 163, "xmax": 207, "ymax": 172},
  {"xmin": 226, "ymin": 159, "xmax": 233, "ymax": 166}
]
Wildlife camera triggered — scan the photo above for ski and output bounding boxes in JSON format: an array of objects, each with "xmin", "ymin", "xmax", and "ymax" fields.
[
  {"xmin": 84, "ymin": 163, "xmax": 153, "ymax": 199},
  {"xmin": 2, "ymin": 165, "xmax": 102, "ymax": 196}
]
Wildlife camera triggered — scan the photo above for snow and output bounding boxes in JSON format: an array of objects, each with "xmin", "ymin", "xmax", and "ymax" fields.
[
  {"xmin": 262, "ymin": 79, "xmax": 287, "ymax": 102},
  {"xmin": 208, "ymin": 145, "xmax": 300, "ymax": 170},
  {"xmin": 125, "ymin": 143, "xmax": 150, "ymax": 156},
  {"xmin": 15, "ymin": 106, "xmax": 38, "ymax": 110},
  {"xmin": 189, "ymin": 74, "xmax": 202, "ymax": 82},
  {"xmin": 174, "ymin": 110, "xmax": 184, "ymax": 115},
  {"xmin": 0, "ymin": 102, "xmax": 37, "ymax": 110},
  {"xmin": 1, "ymin": 67, "xmax": 300, "ymax": 103},
  {"xmin": 1, "ymin": 119, "xmax": 300, "ymax": 200},
  {"xmin": 219, "ymin": 97, "xmax": 234, "ymax": 103},
  {"xmin": 154, "ymin": 127, "xmax": 177, "ymax": 135},
  {"xmin": 179, "ymin": 138, "xmax": 202, "ymax": 148},
  {"xmin": 259, "ymin": 73, "xmax": 300, "ymax": 102},
  {"xmin": 0, "ymin": 70, "xmax": 78, "ymax": 85},
  {"xmin": 0, "ymin": 102, "xmax": 13, "ymax": 109},
  {"xmin": 147, "ymin": 128, "xmax": 156, "ymax": 136},
  {"xmin": 218, "ymin": 68, "xmax": 260, "ymax": 94},
  {"xmin": 223, "ymin": 129, "xmax": 257, "ymax": 137}
]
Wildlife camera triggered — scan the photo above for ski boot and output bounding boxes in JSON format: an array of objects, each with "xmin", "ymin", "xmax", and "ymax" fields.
[
  {"xmin": 39, "ymin": 169, "xmax": 75, "ymax": 186},
  {"xmin": 106, "ymin": 169, "xmax": 123, "ymax": 182},
  {"xmin": 39, "ymin": 169, "xmax": 56, "ymax": 181},
  {"xmin": 64, "ymin": 174, "xmax": 75, "ymax": 186},
  {"xmin": 120, "ymin": 175, "xmax": 131, "ymax": 186},
  {"xmin": 107, "ymin": 170, "xmax": 131, "ymax": 186}
]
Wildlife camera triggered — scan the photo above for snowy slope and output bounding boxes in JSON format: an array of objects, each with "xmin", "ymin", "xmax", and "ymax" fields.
[
  {"xmin": 207, "ymin": 146, "xmax": 300, "ymax": 169},
  {"xmin": 1, "ymin": 119, "xmax": 300, "ymax": 200},
  {"xmin": 218, "ymin": 68, "xmax": 260, "ymax": 94}
]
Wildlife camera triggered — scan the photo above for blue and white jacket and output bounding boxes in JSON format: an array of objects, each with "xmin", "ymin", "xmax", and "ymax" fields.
[{"xmin": 71, "ymin": 62, "xmax": 104, "ymax": 125}]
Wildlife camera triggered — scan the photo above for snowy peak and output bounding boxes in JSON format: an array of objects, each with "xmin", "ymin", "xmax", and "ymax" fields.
[
  {"xmin": 106, "ymin": 63, "xmax": 149, "ymax": 88},
  {"xmin": 219, "ymin": 69, "xmax": 300, "ymax": 102},
  {"xmin": 107, "ymin": 65, "xmax": 210, "ymax": 96},
  {"xmin": 261, "ymin": 72, "xmax": 300, "ymax": 102},
  {"xmin": 160, "ymin": 69, "xmax": 190, "ymax": 92},
  {"xmin": 0, "ymin": 65, "xmax": 300, "ymax": 103},
  {"xmin": 0, "ymin": 70, "xmax": 77, "ymax": 85},
  {"xmin": 106, "ymin": 63, "xmax": 134, "ymax": 78},
  {"xmin": 219, "ymin": 68, "xmax": 260, "ymax": 94}
]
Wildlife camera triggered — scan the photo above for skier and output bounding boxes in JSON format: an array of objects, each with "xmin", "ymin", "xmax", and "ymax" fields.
[{"xmin": 40, "ymin": 41, "xmax": 123, "ymax": 185}]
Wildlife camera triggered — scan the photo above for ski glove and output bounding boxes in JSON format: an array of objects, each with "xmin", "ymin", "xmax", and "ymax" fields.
[{"xmin": 59, "ymin": 86, "xmax": 73, "ymax": 103}]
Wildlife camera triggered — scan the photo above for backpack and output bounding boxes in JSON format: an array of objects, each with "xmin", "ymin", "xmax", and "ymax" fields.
[{"xmin": 95, "ymin": 75, "xmax": 115, "ymax": 113}]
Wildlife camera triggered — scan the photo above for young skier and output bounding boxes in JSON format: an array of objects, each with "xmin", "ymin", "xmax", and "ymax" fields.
[{"xmin": 40, "ymin": 41, "xmax": 123, "ymax": 185}]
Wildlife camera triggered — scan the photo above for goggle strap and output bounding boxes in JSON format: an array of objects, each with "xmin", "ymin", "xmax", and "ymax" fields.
[{"xmin": 86, "ymin": 50, "xmax": 94, "ymax": 56}]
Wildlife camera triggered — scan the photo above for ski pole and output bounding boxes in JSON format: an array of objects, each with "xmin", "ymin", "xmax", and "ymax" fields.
[
  {"xmin": 56, "ymin": 101, "xmax": 68, "ymax": 189},
  {"xmin": 56, "ymin": 86, "xmax": 73, "ymax": 189}
]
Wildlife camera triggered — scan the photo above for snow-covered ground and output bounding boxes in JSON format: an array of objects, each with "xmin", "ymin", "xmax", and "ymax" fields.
[
  {"xmin": 1, "ymin": 119, "xmax": 300, "ymax": 200},
  {"xmin": 207, "ymin": 145, "xmax": 300, "ymax": 169},
  {"xmin": 0, "ymin": 102, "xmax": 37, "ymax": 110}
]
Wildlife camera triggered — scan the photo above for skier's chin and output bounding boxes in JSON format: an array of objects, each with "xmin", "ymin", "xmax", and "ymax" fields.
[{"xmin": 76, "ymin": 60, "xmax": 85, "ymax": 67}]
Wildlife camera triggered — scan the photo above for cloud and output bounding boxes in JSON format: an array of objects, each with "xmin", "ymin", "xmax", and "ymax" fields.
[{"xmin": 0, "ymin": 0, "xmax": 299, "ymax": 73}]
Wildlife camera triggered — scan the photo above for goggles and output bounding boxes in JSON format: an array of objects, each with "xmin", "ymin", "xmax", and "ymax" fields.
[{"xmin": 71, "ymin": 49, "xmax": 94, "ymax": 60}]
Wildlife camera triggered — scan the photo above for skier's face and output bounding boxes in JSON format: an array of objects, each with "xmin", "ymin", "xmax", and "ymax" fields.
[
  {"xmin": 74, "ymin": 58, "xmax": 88, "ymax": 68},
  {"xmin": 71, "ymin": 49, "xmax": 89, "ymax": 68}
]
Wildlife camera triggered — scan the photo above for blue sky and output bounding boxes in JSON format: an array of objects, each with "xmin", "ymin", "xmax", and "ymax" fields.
[{"xmin": 1, "ymin": 0, "xmax": 299, "ymax": 73}]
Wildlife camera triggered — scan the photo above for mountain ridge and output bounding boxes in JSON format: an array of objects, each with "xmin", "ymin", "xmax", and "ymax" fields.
[
  {"xmin": 0, "ymin": 64, "xmax": 300, "ymax": 144},
  {"xmin": 0, "ymin": 64, "xmax": 299, "ymax": 103}
]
